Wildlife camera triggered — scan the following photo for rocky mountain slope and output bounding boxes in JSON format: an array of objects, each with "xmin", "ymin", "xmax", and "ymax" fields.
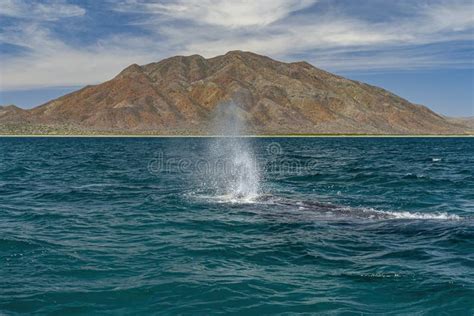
[
  {"xmin": 0, "ymin": 51, "xmax": 471, "ymax": 134},
  {"xmin": 445, "ymin": 116, "xmax": 474, "ymax": 130}
]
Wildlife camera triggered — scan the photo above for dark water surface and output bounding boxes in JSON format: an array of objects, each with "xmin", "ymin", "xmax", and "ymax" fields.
[{"xmin": 0, "ymin": 137, "xmax": 473, "ymax": 315}]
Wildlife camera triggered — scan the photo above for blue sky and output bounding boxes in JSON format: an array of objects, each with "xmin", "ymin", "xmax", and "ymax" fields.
[{"xmin": 0, "ymin": 0, "xmax": 473, "ymax": 116}]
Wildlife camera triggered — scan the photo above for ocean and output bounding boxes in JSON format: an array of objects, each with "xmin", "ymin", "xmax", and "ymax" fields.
[{"xmin": 0, "ymin": 137, "xmax": 473, "ymax": 314}]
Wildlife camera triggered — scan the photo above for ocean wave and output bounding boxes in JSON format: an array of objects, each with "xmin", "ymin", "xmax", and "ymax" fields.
[
  {"xmin": 403, "ymin": 173, "xmax": 429, "ymax": 180},
  {"xmin": 0, "ymin": 237, "xmax": 42, "ymax": 250}
]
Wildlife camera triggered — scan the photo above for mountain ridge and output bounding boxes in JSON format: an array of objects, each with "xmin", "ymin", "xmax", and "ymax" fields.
[{"xmin": 0, "ymin": 50, "xmax": 472, "ymax": 135}]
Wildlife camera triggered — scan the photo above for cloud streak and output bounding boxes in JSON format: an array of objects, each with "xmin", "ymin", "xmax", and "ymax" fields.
[
  {"xmin": 116, "ymin": 0, "xmax": 318, "ymax": 27},
  {"xmin": 0, "ymin": 24, "xmax": 157, "ymax": 89},
  {"xmin": 0, "ymin": 0, "xmax": 85, "ymax": 21},
  {"xmin": 0, "ymin": 0, "xmax": 473, "ymax": 90}
]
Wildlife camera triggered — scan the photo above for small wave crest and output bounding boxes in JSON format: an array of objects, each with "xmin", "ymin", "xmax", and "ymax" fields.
[
  {"xmin": 199, "ymin": 193, "xmax": 260, "ymax": 204},
  {"xmin": 359, "ymin": 208, "xmax": 461, "ymax": 220},
  {"xmin": 298, "ymin": 200, "xmax": 462, "ymax": 221},
  {"xmin": 188, "ymin": 192, "xmax": 276, "ymax": 205}
]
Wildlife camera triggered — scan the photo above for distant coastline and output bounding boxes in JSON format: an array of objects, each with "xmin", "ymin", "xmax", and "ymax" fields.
[{"xmin": 0, "ymin": 134, "xmax": 472, "ymax": 138}]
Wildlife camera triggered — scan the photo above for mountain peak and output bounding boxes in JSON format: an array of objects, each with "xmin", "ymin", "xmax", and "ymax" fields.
[
  {"xmin": 224, "ymin": 50, "xmax": 253, "ymax": 57},
  {"xmin": 116, "ymin": 63, "xmax": 143, "ymax": 78},
  {"xmin": 221, "ymin": 50, "xmax": 276, "ymax": 63},
  {"xmin": 0, "ymin": 104, "xmax": 24, "ymax": 111}
]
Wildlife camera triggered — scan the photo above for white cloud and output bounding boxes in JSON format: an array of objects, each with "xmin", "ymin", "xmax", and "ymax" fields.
[
  {"xmin": 154, "ymin": 2, "xmax": 474, "ymax": 62},
  {"xmin": 423, "ymin": 0, "xmax": 474, "ymax": 32},
  {"xmin": 117, "ymin": 0, "xmax": 317, "ymax": 27},
  {"xmin": 0, "ymin": 0, "xmax": 85, "ymax": 21},
  {"xmin": 0, "ymin": 0, "xmax": 473, "ymax": 90},
  {"xmin": 0, "ymin": 24, "xmax": 158, "ymax": 90}
]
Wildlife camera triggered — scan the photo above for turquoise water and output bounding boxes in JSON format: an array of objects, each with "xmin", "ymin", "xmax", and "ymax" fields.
[{"xmin": 0, "ymin": 137, "xmax": 473, "ymax": 315}]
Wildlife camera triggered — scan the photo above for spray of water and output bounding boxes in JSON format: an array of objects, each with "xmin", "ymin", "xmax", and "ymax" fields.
[{"xmin": 206, "ymin": 99, "xmax": 261, "ymax": 203}]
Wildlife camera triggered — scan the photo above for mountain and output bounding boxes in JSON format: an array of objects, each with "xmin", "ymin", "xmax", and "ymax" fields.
[
  {"xmin": 0, "ymin": 105, "xmax": 30, "ymax": 122},
  {"xmin": 0, "ymin": 51, "xmax": 471, "ymax": 135},
  {"xmin": 445, "ymin": 116, "xmax": 474, "ymax": 130}
]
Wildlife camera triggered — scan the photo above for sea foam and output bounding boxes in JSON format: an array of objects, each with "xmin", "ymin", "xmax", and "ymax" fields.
[{"xmin": 361, "ymin": 208, "xmax": 461, "ymax": 220}]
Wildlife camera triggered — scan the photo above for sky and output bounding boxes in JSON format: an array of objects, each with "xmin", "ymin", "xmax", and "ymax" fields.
[{"xmin": 0, "ymin": 0, "xmax": 473, "ymax": 117}]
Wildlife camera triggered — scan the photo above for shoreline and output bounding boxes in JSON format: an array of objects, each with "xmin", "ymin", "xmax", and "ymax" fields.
[{"xmin": 0, "ymin": 134, "xmax": 472, "ymax": 138}]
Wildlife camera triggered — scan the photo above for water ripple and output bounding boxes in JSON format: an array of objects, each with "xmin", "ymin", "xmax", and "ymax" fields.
[{"xmin": 0, "ymin": 137, "xmax": 473, "ymax": 314}]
